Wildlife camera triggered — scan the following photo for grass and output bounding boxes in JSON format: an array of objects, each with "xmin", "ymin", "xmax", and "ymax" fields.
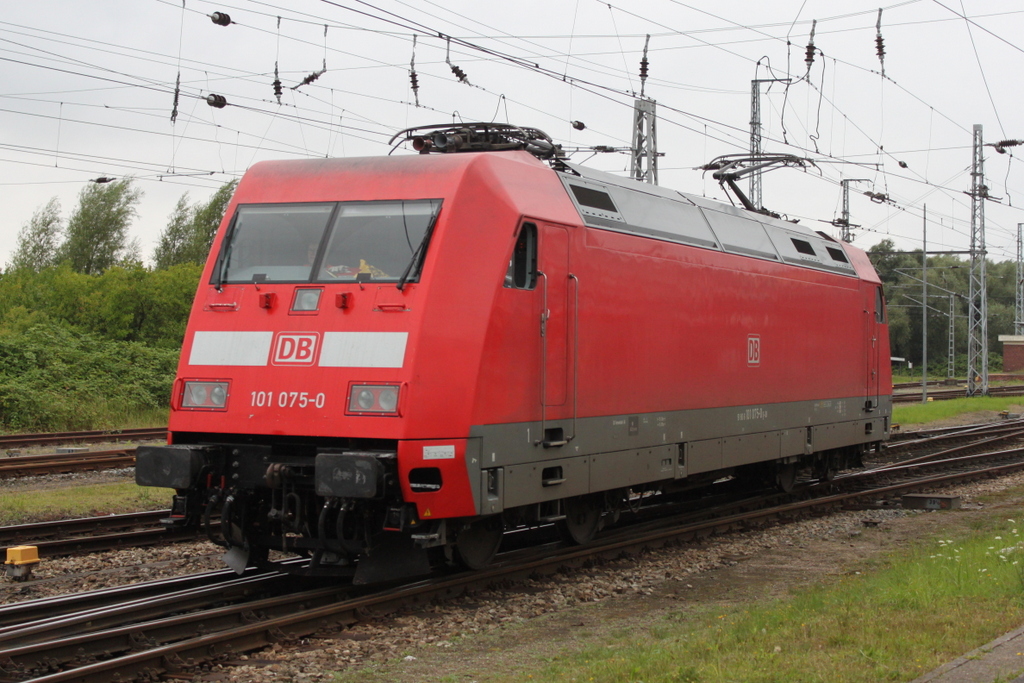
[
  {"xmin": 110, "ymin": 407, "xmax": 168, "ymax": 430},
  {"xmin": 388, "ymin": 506, "xmax": 1024, "ymax": 683},
  {"xmin": 0, "ymin": 481, "xmax": 173, "ymax": 525},
  {"xmin": 892, "ymin": 396, "xmax": 1024, "ymax": 427}
]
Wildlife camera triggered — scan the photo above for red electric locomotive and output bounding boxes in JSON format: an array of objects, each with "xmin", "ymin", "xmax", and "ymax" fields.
[{"xmin": 137, "ymin": 124, "xmax": 892, "ymax": 583}]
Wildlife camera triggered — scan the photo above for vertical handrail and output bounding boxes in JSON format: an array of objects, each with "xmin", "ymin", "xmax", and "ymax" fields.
[
  {"xmin": 568, "ymin": 273, "xmax": 579, "ymax": 442},
  {"xmin": 536, "ymin": 271, "xmax": 548, "ymax": 445}
]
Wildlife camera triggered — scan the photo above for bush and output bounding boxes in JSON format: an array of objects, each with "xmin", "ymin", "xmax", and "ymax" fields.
[{"xmin": 0, "ymin": 322, "xmax": 177, "ymax": 431}]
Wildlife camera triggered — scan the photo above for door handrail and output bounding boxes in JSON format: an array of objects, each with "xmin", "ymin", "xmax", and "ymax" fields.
[{"xmin": 568, "ymin": 273, "xmax": 579, "ymax": 443}]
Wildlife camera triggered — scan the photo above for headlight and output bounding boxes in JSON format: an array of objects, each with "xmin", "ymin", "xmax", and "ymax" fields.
[
  {"xmin": 181, "ymin": 381, "xmax": 230, "ymax": 410},
  {"xmin": 357, "ymin": 389, "xmax": 375, "ymax": 410},
  {"xmin": 347, "ymin": 384, "xmax": 401, "ymax": 415},
  {"xmin": 377, "ymin": 388, "xmax": 398, "ymax": 412},
  {"xmin": 292, "ymin": 288, "xmax": 322, "ymax": 312},
  {"xmin": 188, "ymin": 384, "xmax": 208, "ymax": 405}
]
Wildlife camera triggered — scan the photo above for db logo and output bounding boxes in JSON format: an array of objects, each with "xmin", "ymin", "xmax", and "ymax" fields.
[
  {"xmin": 272, "ymin": 333, "xmax": 319, "ymax": 365},
  {"xmin": 747, "ymin": 334, "xmax": 761, "ymax": 366}
]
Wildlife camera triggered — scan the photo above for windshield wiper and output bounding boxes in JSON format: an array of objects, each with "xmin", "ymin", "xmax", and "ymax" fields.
[
  {"xmin": 213, "ymin": 244, "xmax": 232, "ymax": 289},
  {"xmin": 396, "ymin": 206, "xmax": 440, "ymax": 291}
]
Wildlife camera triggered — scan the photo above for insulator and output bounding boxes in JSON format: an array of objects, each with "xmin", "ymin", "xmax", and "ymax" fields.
[
  {"xmin": 639, "ymin": 56, "xmax": 649, "ymax": 81},
  {"xmin": 802, "ymin": 19, "xmax": 817, "ymax": 73},
  {"xmin": 876, "ymin": 35, "xmax": 885, "ymax": 60},
  {"xmin": 210, "ymin": 12, "xmax": 232, "ymax": 26},
  {"xmin": 171, "ymin": 72, "xmax": 180, "ymax": 124},
  {"xmin": 294, "ymin": 69, "xmax": 326, "ymax": 90},
  {"xmin": 273, "ymin": 61, "xmax": 282, "ymax": 103},
  {"xmin": 571, "ymin": 120, "xmax": 586, "ymax": 131},
  {"xmin": 450, "ymin": 64, "xmax": 468, "ymax": 83},
  {"xmin": 92, "ymin": 177, "xmax": 115, "ymax": 184},
  {"xmin": 410, "ymin": 72, "xmax": 419, "ymax": 91},
  {"xmin": 898, "ymin": 160, "xmax": 908, "ymax": 169},
  {"xmin": 206, "ymin": 93, "xmax": 227, "ymax": 108}
]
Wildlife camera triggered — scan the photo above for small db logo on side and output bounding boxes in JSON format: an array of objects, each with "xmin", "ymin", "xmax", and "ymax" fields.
[
  {"xmin": 272, "ymin": 333, "xmax": 319, "ymax": 365},
  {"xmin": 747, "ymin": 335, "xmax": 761, "ymax": 367}
]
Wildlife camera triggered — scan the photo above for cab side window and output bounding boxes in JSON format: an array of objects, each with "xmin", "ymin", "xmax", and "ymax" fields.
[
  {"xmin": 875, "ymin": 286, "xmax": 886, "ymax": 323},
  {"xmin": 505, "ymin": 223, "xmax": 537, "ymax": 290}
]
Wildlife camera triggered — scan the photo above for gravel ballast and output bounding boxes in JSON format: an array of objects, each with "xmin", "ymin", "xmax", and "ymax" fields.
[{"xmin": 3, "ymin": 452, "xmax": 1023, "ymax": 682}]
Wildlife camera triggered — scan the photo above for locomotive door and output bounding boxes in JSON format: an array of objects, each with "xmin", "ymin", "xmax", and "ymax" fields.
[
  {"xmin": 537, "ymin": 223, "xmax": 570, "ymax": 415},
  {"xmin": 865, "ymin": 285, "xmax": 882, "ymax": 409}
]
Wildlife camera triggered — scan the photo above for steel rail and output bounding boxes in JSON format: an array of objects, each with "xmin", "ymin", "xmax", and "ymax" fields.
[
  {"xmin": 891, "ymin": 419, "xmax": 1024, "ymax": 442},
  {"xmin": 892, "ymin": 384, "xmax": 1024, "ymax": 403},
  {"xmin": 885, "ymin": 420, "xmax": 1024, "ymax": 452},
  {"xmin": 14, "ymin": 446, "xmax": 1024, "ymax": 683},
  {"xmin": 0, "ymin": 510, "xmax": 205, "ymax": 562},
  {"xmin": 0, "ymin": 511, "xmax": 167, "ymax": 546},
  {"xmin": 0, "ymin": 568, "xmax": 247, "ymax": 629},
  {"xmin": 0, "ymin": 580, "xmax": 362, "ymax": 679},
  {"xmin": 0, "ymin": 449, "xmax": 136, "ymax": 478},
  {"xmin": 0, "ymin": 573, "xmax": 297, "ymax": 650},
  {"xmin": 13, "ymin": 526, "xmax": 201, "ymax": 560},
  {"xmin": 872, "ymin": 430, "xmax": 1024, "ymax": 471},
  {"xmin": 0, "ymin": 428, "xmax": 164, "ymax": 450}
]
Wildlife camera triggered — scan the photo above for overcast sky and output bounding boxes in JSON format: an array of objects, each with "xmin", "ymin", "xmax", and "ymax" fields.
[{"xmin": 2, "ymin": 0, "xmax": 1023, "ymax": 266}]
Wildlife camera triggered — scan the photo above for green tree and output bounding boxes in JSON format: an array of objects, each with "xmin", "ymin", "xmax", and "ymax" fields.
[
  {"xmin": 152, "ymin": 195, "xmax": 195, "ymax": 270},
  {"xmin": 189, "ymin": 180, "xmax": 237, "ymax": 258},
  {"xmin": 868, "ymin": 239, "xmax": 918, "ymax": 288},
  {"xmin": 153, "ymin": 180, "xmax": 236, "ymax": 268},
  {"xmin": 8, "ymin": 197, "xmax": 63, "ymax": 272},
  {"xmin": 58, "ymin": 179, "xmax": 143, "ymax": 274}
]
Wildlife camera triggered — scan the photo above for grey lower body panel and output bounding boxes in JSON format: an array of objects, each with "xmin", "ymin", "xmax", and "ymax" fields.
[{"xmin": 469, "ymin": 395, "xmax": 891, "ymax": 514}]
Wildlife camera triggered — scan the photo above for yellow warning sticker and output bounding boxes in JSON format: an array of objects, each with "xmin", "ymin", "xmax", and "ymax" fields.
[{"xmin": 423, "ymin": 508, "xmax": 432, "ymax": 517}]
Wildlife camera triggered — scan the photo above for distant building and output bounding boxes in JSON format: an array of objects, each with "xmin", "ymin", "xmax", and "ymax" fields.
[{"xmin": 998, "ymin": 335, "xmax": 1024, "ymax": 372}]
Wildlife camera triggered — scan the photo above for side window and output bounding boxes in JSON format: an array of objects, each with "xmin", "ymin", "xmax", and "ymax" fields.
[
  {"xmin": 875, "ymin": 286, "xmax": 886, "ymax": 323},
  {"xmin": 504, "ymin": 223, "xmax": 537, "ymax": 290}
]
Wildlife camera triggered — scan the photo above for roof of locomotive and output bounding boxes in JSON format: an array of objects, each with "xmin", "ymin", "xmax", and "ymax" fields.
[
  {"xmin": 232, "ymin": 150, "xmax": 880, "ymax": 284},
  {"xmin": 558, "ymin": 161, "xmax": 874, "ymax": 280}
]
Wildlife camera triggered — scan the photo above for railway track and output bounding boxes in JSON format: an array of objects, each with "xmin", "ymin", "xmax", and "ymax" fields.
[
  {"xmin": 892, "ymin": 384, "xmax": 1024, "ymax": 403},
  {"xmin": 0, "ymin": 510, "xmax": 201, "ymax": 559},
  {"xmin": 887, "ymin": 418, "xmax": 1024, "ymax": 450},
  {"xmin": 6, "ymin": 428, "xmax": 1024, "ymax": 683},
  {"xmin": 0, "ymin": 428, "xmax": 164, "ymax": 451},
  {"xmin": 0, "ymin": 449, "xmax": 137, "ymax": 479},
  {"xmin": 0, "ymin": 423, "xmax": 162, "ymax": 450}
]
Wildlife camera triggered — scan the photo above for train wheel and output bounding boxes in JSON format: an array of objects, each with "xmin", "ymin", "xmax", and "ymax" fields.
[
  {"xmin": 454, "ymin": 516, "xmax": 504, "ymax": 570},
  {"xmin": 558, "ymin": 495, "xmax": 602, "ymax": 545},
  {"xmin": 776, "ymin": 463, "xmax": 798, "ymax": 493}
]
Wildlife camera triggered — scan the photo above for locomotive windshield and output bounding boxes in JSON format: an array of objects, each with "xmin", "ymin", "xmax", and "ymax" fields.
[{"xmin": 216, "ymin": 199, "xmax": 442, "ymax": 284}]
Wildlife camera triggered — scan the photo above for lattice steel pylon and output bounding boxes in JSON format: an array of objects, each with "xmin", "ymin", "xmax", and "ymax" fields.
[
  {"xmin": 631, "ymin": 98, "xmax": 658, "ymax": 185},
  {"xmin": 630, "ymin": 35, "xmax": 658, "ymax": 186},
  {"xmin": 1016, "ymin": 223, "xmax": 1024, "ymax": 335},
  {"xmin": 833, "ymin": 178, "xmax": 869, "ymax": 243},
  {"xmin": 967, "ymin": 123, "xmax": 989, "ymax": 396},
  {"xmin": 749, "ymin": 80, "xmax": 762, "ymax": 211},
  {"xmin": 748, "ymin": 78, "xmax": 790, "ymax": 212},
  {"xmin": 948, "ymin": 295, "xmax": 956, "ymax": 379}
]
